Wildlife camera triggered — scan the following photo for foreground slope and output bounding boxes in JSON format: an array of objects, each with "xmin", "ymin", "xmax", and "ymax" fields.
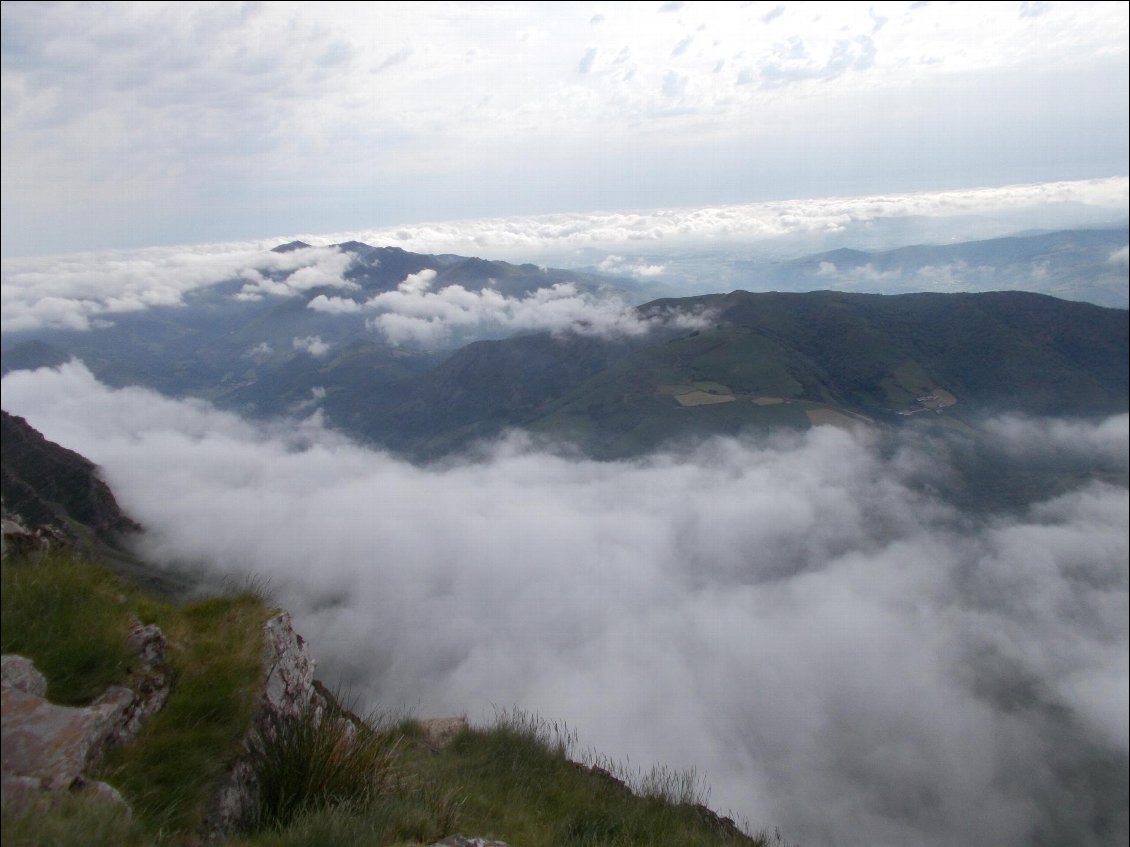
[{"xmin": 1, "ymin": 416, "xmax": 767, "ymax": 847}]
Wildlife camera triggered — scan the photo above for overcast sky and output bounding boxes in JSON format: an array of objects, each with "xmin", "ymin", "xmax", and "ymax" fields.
[{"xmin": 2, "ymin": 0, "xmax": 1128, "ymax": 256}]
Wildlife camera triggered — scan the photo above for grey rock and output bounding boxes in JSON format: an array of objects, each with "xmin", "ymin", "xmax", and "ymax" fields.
[
  {"xmin": 201, "ymin": 610, "xmax": 331, "ymax": 841},
  {"xmin": 0, "ymin": 627, "xmax": 170, "ymax": 817},
  {"xmin": 0, "ymin": 685, "xmax": 119, "ymax": 792},
  {"xmin": 1, "ymin": 655, "xmax": 47, "ymax": 697},
  {"xmin": 419, "ymin": 716, "xmax": 469, "ymax": 752},
  {"xmin": 430, "ymin": 838, "xmax": 514, "ymax": 847}
]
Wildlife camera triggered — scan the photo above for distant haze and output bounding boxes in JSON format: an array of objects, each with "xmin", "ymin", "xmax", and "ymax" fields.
[
  {"xmin": 3, "ymin": 362, "xmax": 1127, "ymax": 847},
  {"xmin": 2, "ymin": 177, "xmax": 1127, "ymax": 332}
]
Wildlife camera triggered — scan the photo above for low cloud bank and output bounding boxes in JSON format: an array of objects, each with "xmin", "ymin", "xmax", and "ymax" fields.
[
  {"xmin": 2, "ymin": 363, "xmax": 1127, "ymax": 847},
  {"xmin": 312, "ymin": 270, "xmax": 708, "ymax": 346},
  {"xmin": 0, "ymin": 244, "xmax": 353, "ymax": 332},
  {"xmin": 4, "ymin": 177, "xmax": 1125, "ymax": 333}
]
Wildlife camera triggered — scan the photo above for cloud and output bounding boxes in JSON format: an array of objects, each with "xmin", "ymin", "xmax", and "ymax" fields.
[
  {"xmin": 1109, "ymin": 246, "xmax": 1129, "ymax": 267},
  {"xmin": 1019, "ymin": 1, "xmax": 1051, "ymax": 18},
  {"xmin": 577, "ymin": 47, "xmax": 598, "ymax": 74},
  {"xmin": 2, "ymin": 362, "xmax": 1126, "ymax": 847},
  {"xmin": 397, "ymin": 268, "xmax": 437, "ymax": 294},
  {"xmin": 3, "ymin": 178, "xmax": 1126, "ymax": 333},
  {"xmin": 1, "ymin": 243, "xmax": 356, "ymax": 332},
  {"xmin": 234, "ymin": 249, "xmax": 356, "ymax": 302},
  {"xmin": 324, "ymin": 177, "xmax": 1129, "ymax": 261},
  {"xmin": 598, "ymin": 255, "xmax": 667, "ymax": 277},
  {"xmin": 305, "ymin": 267, "xmax": 701, "ymax": 346},
  {"xmin": 762, "ymin": 5, "xmax": 785, "ymax": 24},
  {"xmin": 3, "ymin": 2, "xmax": 1127, "ymax": 256},
  {"xmin": 760, "ymin": 35, "xmax": 878, "ymax": 85},
  {"xmin": 293, "ymin": 335, "xmax": 331, "ymax": 357},
  {"xmin": 375, "ymin": 46, "xmax": 414, "ymax": 73},
  {"xmin": 361, "ymin": 275, "xmax": 707, "ymax": 346},
  {"xmin": 671, "ymin": 36, "xmax": 693, "ymax": 58},
  {"xmin": 306, "ymin": 294, "xmax": 363, "ymax": 314}
]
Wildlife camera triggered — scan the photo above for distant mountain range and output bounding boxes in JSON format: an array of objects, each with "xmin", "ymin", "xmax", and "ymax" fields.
[
  {"xmin": 2, "ymin": 232, "xmax": 1127, "ymax": 465},
  {"xmin": 639, "ymin": 227, "xmax": 1129, "ymax": 308}
]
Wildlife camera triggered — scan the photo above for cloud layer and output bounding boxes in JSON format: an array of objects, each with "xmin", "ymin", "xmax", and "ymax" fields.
[
  {"xmin": 2, "ymin": 2, "xmax": 1126, "ymax": 254},
  {"xmin": 0, "ymin": 243, "xmax": 353, "ymax": 332},
  {"xmin": 310, "ymin": 269, "xmax": 709, "ymax": 346},
  {"xmin": 3, "ymin": 177, "xmax": 1126, "ymax": 333},
  {"xmin": 2, "ymin": 362, "xmax": 1126, "ymax": 847}
]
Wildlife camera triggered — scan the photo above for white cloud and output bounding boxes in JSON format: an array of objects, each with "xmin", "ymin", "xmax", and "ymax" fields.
[
  {"xmin": 326, "ymin": 177, "xmax": 1129, "ymax": 261},
  {"xmin": 2, "ymin": 2, "xmax": 1126, "ymax": 256},
  {"xmin": 2, "ymin": 362, "xmax": 1126, "ymax": 847},
  {"xmin": 397, "ymin": 268, "xmax": 437, "ymax": 294},
  {"xmin": 1, "ymin": 243, "xmax": 355, "ymax": 332},
  {"xmin": 598, "ymin": 255, "xmax": 667, "ymax": 277},
  {"xmin": 361, "ymin": 276, "xmax": 707, "ymax": 346},
  {"xmin": 3, "ymin": 177, "xmax": 1125, "ymax": 333},
  {"xmin": 292, "ymin": 335, "xmax": 331, "ymax": 357},
  {"xmin": 235, "ymin": 249, "xmax": 356, "ymax": 301},
  {"xmin": 1109, "ymin": 245, "xmax": 1129, "ymax": 267},
  {"xmin": 306, "ymin": 294, "xmax": 363, "ymax": 314}
]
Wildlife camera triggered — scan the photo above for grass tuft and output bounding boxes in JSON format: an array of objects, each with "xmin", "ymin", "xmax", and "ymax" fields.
[
  {"xmin": 0, "ymin": 551, "xmax": 136, "ymax": 705},
  {"xmin": 0, "ymin": 791, "xmax": 146, "ymax": 847},
  {"xmin": 247, "ymin": 699, "xmax": 400, "ymax": 832}
]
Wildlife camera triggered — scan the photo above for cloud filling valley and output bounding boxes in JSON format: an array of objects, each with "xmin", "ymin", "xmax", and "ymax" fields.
[{"xmin": 2, "ymin": 362, "xmax": 1126, "ymax": 847}]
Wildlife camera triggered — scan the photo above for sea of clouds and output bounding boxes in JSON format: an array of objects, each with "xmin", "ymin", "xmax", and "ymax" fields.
[
  {"xmin": 3, "ymin": 177, "xmax": 1126, "ymax": 333},
  {"xmin": 2, "ymin": 362, "xmax": 1126, "ymax": 847}
]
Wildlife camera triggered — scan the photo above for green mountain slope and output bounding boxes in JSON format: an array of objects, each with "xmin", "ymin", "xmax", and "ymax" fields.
[{"xmin": 333, "ymin": 290, "xmax": 1127, "ymax": 458}]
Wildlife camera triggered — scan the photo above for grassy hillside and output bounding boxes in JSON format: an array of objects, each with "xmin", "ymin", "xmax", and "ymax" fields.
[
  {"xmin": 355, "ymin": 290, "xmax": 1127, "ymax": 459},
  {"xmin": 1, "ymin": 549, "xmax": 772, "ymax": 847}
]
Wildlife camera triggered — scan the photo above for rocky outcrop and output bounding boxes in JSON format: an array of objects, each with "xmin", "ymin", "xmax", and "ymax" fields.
[
  {"xmin": 429, "ymin": 838, "xmax": 514, "ymax": 847},
  {"xmin": 419, "ymin": 716, "xmax": 469, "ymax": 752},
  {"xmin": 0, "ymin": 410, "xmax": 139, "ymax": 544},
  {"xmin": 201, "ymin": 610, "xmax": 334, "ymax": 841},
  {"xmin": 0, "ymin": 621, "xmax": 170, "ymax": 816}
]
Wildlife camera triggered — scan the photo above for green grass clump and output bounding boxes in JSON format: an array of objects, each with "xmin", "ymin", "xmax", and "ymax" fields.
[
  {"xmin": 1, "ymin": 550, "xmax": 777, "ymax": 846},
  {"xmin": 396, "ymin": 709, "xmax": 765, "ymax": 847},
  {"xmin": 98, "ymin": 591, "xmax": 269, "ymax": 835},
  {"xmin": 247, "ymin": 699, "xmax": 399, "ymax": 831},
  {"xmin": 0, "ymin": 790, "xmax": 147, "ymax": 847},
  {"xmin": 0, "ymin": 551, "xmax": 138, "ymax": 705}
]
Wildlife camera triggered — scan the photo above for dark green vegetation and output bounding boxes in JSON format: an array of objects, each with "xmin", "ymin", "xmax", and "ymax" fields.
[
  {"xmin": 332, "ymin": 289, "xmax": 1128, "ymax": 460},
  {"xmin": 0, "ymin": 552, "xmax": 139, "ymax": 705},
  {"xmin": 0, "ymin": 242, "xmax": 636, "ymax": 421},
  {"xmin": 247, "ymin": 699, "xmax": 400, "ymax": 831},
  {"xmin": 1, "ymin": 549, "xmax": 269, "ymax": 841},
  {"xmin": 231, "ymin": 708, "xmax": 762, "ymax": 847},
  {"xmin": 1, "ymin": 549, "xmax": 769, "ymax": 847}
]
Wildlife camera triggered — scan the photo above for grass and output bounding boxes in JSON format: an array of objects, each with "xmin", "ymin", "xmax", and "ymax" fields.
[
  {"xmin": 0, "ymin": 550, "xmax": 139, "ymax": 705},
  {"xmin": 97, "ymin": 591, "xmax": 269, "ymax": 836},
  {"xmin": 0, "ymin": 790, "xmax": 147, "ymax": 847},
  {"xmin": 393, "ymin": 709, "xmax": 766, "ymax": 847},
  {"xmin": 1, "ymin": 548, "xmax": 270, "ymax": 839},
  {"xmin": 247, "ymin": 698, "xmax": 399, "ymax": 831},
  {"xmin": 2, "ymin": 550, "xmax": 779, "ymax": 847}
]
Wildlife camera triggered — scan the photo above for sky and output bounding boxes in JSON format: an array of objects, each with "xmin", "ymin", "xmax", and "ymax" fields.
[
  {"xmin": 2, "ymin": 0, "xmax": 1128, "ymax": 257},
  {"xmin": 3, "ymin": 362, "xmax": 1127, "ymax": 846}
]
